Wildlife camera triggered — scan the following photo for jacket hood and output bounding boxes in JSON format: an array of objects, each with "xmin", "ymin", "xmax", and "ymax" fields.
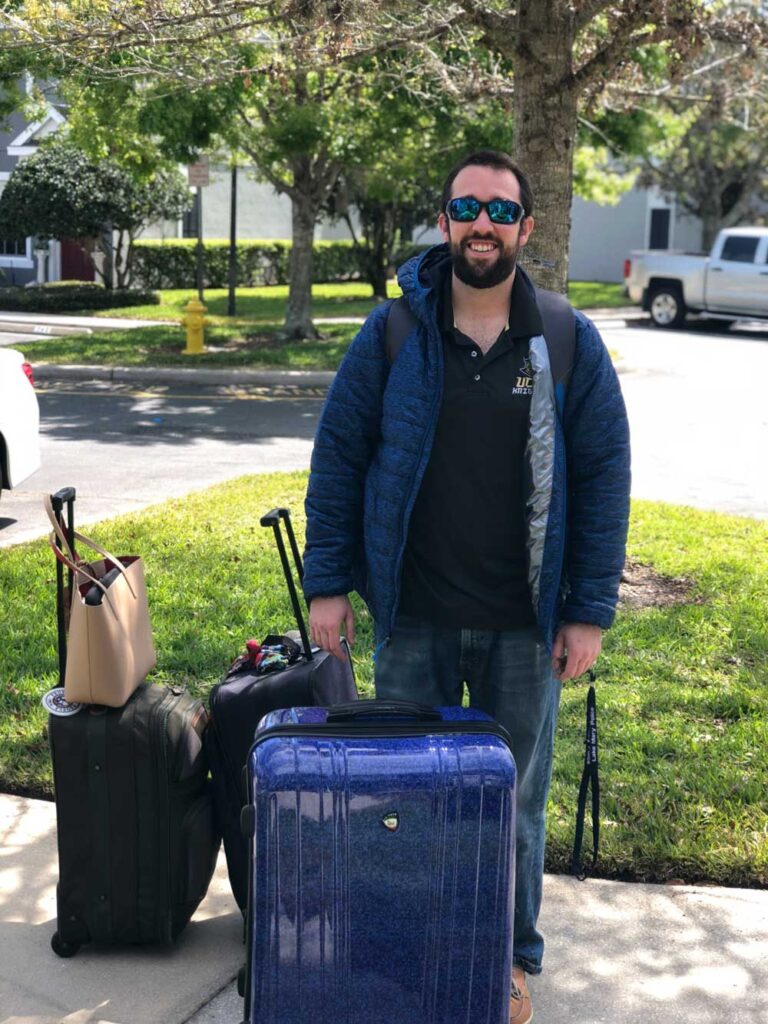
[{"xmin": 396, "ymin": 244, "xmax": 452, "ymax": 324}]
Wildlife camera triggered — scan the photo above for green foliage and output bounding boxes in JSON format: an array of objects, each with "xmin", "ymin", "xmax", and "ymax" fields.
[
  {"xmin": 325, "ymin": 53, "xmax": 517, "ymax": 295},
  {"xmin": 573, "ymin": 145, "xmax": 637, "ymax": 205},
  {"xmin": 0, "ymin": 138, "xmax": 190, "ymax": 242},
  {"xmin": 130, "ymin": 239, "xmax": 363, "ymax": 289},
  {"xmin": 0, "ymin": 140, "xmax": 129, "ymax": 240},
  {"xmin": 0, "ymin": 284, "xmax": 158, "ymax": 313}
]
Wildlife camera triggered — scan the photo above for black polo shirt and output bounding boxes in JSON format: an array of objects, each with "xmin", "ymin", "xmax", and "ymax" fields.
[{"xmin": 399, "ymin": 269, "xmax": 543, "ymax": 630}]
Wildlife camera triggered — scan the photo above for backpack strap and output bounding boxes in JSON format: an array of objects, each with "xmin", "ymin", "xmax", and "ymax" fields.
[
  {"xmin": 384, "ymin": 287, "xmax": 577, "ymax": 412},
  {"xmin": 384, "ymin": 296, "xmax": 417, "ymax": 364},
  {"xmin": 533, "ymin": 287, "xmax": 576, "ymax": 392}
]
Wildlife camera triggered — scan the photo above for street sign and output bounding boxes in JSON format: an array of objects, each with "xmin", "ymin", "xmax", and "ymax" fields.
[{"xmin": 187, "ymin": 157, "xmax": 210, "ymax": 188}]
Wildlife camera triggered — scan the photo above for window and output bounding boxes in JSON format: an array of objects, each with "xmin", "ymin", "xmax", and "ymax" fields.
[
  {"xmin": 0, "ymin": 237, "xmax": 27, "ymax": 257},
  {"xmin": 720, "ymin": 236, "xmax": 759, "ymax": 263},
  {"xmin": 649, "ymin": 209, "xmax": 670, "ymax": 250}
]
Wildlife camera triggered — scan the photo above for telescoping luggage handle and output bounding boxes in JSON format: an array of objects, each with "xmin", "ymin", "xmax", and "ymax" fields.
[
  {"xmin": 259, "ymin": 507, "xmax": 313, "ymax": 662},
  {"xmin": 327, "ymin": 699, "xmax": 442, "ymax": 724},
  {"xmin": 51, "ymin": 487, "xmax": 76, "ymax": 686}
]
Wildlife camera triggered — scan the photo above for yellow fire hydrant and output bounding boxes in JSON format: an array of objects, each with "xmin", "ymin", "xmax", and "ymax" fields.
[{"xmin": 182, "ymin": 298, "xmax": 207, "ymax": 355}]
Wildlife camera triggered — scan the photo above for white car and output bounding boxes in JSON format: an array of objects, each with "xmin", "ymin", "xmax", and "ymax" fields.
[{"xmin": 0, "ymin": 348, "xmax": 41, "ymax": 496}]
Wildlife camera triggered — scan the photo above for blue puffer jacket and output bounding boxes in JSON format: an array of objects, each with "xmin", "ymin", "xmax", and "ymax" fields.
[{"xmin": 304, "ymin": 244, "xmax": 631, "ymax": 650}]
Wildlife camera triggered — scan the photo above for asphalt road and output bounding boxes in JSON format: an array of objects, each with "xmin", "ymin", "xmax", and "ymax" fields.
[
  {"xmin": 0, "ymin": 380, "xmax": 325, "ymax": 546},
  {"xmin": 607, "ymin": 319, "xmax": 767, "ymax": 519},
  {"xmin": 1, "ymin": 319, "xmax": 766, "ymax": 548}
]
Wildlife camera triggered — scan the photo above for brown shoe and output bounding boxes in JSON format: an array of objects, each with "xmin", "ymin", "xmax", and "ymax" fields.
[{"xmin": 509, "ymin": 965, "xmax": 533, "ymax": 1024}]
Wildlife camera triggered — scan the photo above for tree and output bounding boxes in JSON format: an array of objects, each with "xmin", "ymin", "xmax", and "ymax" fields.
[
  {"xmin": 453, "ymin": 1, "xmax": 717, "ymax": 289},
  {"xmin": 0, "ymin": 139, "xmax": 189, "ymax": 286},
  {"xmin": 7, "ymin": 0, "xmax": 766, "ymax": 296},
  {"xmin": 326, "ymin": 68, "xmax": 518, "ymax": 300},
  {"xmin": 635, "ymin": 50, "xmax": 768, "ymax": 246},
  {"xmin": 2, "ymin": 2, "xmax": 466, "ymax": 335}
]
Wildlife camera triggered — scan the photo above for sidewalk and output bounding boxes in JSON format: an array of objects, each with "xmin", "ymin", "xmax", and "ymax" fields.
[
  {"xmin": 3, "ymin": 792, "xmax": 767, "ymax": 1024},
  {"xmin": 0, "ymin": 311, "xmax": 171, "ymax": 333}
]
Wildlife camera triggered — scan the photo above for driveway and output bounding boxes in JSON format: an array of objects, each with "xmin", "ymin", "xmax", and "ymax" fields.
[{"xmin": 606, "ymin": 320, "xmax": 767, "ymax": 519}]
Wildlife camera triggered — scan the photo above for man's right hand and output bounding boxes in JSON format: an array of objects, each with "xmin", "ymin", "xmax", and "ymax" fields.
[{"xmin": 309, "ymin": 595, "xmax": 356, "ymax": 662}]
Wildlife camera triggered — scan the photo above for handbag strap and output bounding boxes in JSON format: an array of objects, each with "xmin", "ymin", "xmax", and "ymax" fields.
[
  {"xmin": 570, "ymin": 680, "xmax": 599, "ymax": 880},
  {"xmin": 44, "ymin": 494, "xmax": 77, "ymax": 563},
  {"xmin": 48, "ymin": 531, "xmax": 137, "ymax": 601},
  {"xmin": 44, "ymin": 495, "xmax": 132, "ymax": 584}
]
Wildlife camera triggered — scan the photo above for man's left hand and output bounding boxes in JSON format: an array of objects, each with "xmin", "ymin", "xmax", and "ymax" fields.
[{"xmin": 552, "ymin": 623, "xmax": 602, "ymax": 681}]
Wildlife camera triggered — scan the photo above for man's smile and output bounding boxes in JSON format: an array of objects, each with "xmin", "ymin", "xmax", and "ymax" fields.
[{"xmin": 465, "ymin": 239, "xmax": 499, "ymax": 254}]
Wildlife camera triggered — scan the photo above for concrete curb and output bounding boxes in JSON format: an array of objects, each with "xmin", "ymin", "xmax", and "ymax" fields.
[{"xmin": 33, "ymin": 361, "xmax": 336, "ymax": 388}]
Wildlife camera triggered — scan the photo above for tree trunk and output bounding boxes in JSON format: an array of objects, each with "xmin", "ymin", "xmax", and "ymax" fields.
[
  {"xmin": 367, "ymin": 260, "xmax": 389, "ymax": 302},
  {"xmin": 512, "ymin": 1, "xmax": 578, "ymax": 294},
  {"xmin": 364, "ymin": 205, "xmax": 393, "ymax": 301},
  {"xmin": 283, "ymin": 187, "xmax": 320, "ymax": 340},
  {"xmin": 700, "ymin": 212, "xmax": 721, "ymax": 252}
]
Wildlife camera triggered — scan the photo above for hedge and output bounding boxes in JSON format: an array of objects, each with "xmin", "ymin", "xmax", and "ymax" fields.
[
  {"xmin": 0, "ymin": 283, "xmax": 159, "ymax": 313},
  {"xmin": 130, "ymin": 239, "xmax": 362, "ymax": 290}
]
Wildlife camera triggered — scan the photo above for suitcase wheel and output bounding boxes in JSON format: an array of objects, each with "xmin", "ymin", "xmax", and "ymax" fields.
[{"xmin": 51, "ymin": 931, "xmax": 80, "ymax": 958}]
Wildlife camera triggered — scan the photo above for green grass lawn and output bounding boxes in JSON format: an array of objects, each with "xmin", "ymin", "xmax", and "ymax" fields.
[
  {"xmin": 17, "ymin": 322, "xmax": 360, "ymax": 370},
  {"xmin": 90, "ymin": 281, "xmax": 404, "ymax": 323},
  {"xmin": 16, "ymin": 280, "xmax": 628, "ymax": 370},
  {"xmin": 1, "ymin": 478, "xmax": 765, "ymax": 886}
]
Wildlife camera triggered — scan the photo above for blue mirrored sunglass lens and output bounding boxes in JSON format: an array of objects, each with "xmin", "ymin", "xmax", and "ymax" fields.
[
  {"xmin": 488, "ymin": 201, "xmax": 519, "ymax": 223},
  {"xmin": 447, "ymin": 197, "xmax": 522, "ymax": 224},
  {"xmin": 449, "ymin": 198, "xmax": 481, "ymax": 220}
]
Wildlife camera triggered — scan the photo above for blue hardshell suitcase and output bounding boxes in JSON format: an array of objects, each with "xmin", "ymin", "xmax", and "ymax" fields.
[{"xmin": 239, "ymin": 699, "xmax": 517, "ymax": 1024}]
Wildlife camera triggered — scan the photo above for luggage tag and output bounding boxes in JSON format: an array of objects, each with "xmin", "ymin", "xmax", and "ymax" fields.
[{"xmin": 42, "ymin": 687, "xmax": 84, "ymax": 716}]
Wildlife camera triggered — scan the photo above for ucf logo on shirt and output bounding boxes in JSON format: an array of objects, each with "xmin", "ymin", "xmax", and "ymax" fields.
[{"xmin": 512, "ymin": 356, "xmax": 534, "ymax": 396}]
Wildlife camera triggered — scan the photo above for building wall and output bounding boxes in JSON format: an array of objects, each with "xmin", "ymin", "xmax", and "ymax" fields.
[
  {"xmin": 570, "ymin": 188, "xmax": 649, "ymax": 281},
  {"xmin": 139, "ymin": 166, "xmax": 357, "ymax": 242}
]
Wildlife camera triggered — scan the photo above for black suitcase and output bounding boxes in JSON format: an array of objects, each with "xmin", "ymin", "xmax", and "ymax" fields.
[
  {"xmin": 207, "ymin": 507, "xmax": 358, "ymax": 913},
  {"xmin": 46, "ymin": 487, "xmax": 221, "ymax": 957}
]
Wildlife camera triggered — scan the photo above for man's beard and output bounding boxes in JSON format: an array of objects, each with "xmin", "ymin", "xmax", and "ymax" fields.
[{"xmin": 449, "ymin": 233, "xmax": 519, "ymax": 289}]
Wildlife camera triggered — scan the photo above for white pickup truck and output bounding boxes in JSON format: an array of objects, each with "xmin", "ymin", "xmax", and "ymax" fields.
[{"xmin": 624, "ymin": 226, "xmax": 768, "ymax": 328}]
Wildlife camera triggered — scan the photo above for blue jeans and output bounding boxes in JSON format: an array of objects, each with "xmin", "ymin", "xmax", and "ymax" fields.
[{"xmin": 374, "ymin": 616, "xmax": 561, "ymax": 976}]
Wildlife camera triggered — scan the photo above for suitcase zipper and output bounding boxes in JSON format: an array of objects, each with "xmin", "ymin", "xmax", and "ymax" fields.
[{"xmin": 250, "ymin": 719, "xmax": 514, "ymax": 750}]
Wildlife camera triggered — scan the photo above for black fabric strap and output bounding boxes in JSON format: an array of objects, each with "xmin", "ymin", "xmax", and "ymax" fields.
[
  {"xmin": 570, "ymin": 680, "xmax": 599, "ymax": 879},
  {"xmin": 87, "ymin": 709, "xmax": 113, "ymax": 940}
]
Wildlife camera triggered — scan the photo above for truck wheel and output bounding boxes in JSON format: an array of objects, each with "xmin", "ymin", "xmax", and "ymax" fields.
[{"xmin": 649, "ymin": 285, "xmax": 686, "ymax": 328}]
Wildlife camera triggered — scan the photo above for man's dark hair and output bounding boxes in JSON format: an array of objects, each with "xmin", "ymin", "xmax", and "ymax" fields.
[{"xmin": 440, "ymin": 151, "xmax": 534, "ymax": 219}]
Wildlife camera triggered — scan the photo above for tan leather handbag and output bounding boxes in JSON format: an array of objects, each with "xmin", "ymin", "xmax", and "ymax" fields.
[{"xmin": 46, "ymin": 497, "xmax": 156, "ymax": 707}]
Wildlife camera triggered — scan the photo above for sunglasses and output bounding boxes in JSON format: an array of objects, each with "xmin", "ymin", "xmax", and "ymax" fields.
[{"xmin": 445, "ymin": 195, "xmax": 525, "ymax": 225}]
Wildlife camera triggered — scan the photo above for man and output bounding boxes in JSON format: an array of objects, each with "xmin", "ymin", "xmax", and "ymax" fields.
[{"xmin": 303, "ymin": 150, "xmax": 631, "ymax": 1023}]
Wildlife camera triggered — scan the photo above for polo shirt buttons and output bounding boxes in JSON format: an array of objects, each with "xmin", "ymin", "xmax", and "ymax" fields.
[
  {"xmin": 471, "ymin": 350, "xmax": 478, "ymax": 358},
  {"xmin": 474, "ymin": 374, "xmax": 481, "ymax": 381}
]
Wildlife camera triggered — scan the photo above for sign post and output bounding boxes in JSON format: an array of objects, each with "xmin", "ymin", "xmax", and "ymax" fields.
[
  {"xmin": 187, "ymin": 158, "xmax": 210, "ymax": 302},
  {"xmin": 228, "ymin": 163, "xmax": 238, "ymax": 317}
]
